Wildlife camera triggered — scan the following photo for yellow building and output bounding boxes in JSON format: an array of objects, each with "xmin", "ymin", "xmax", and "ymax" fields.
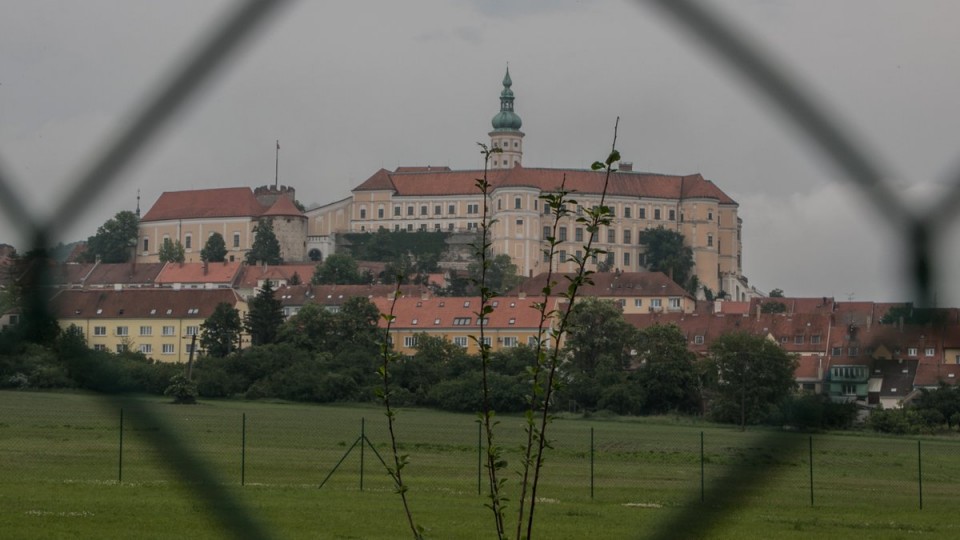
[
  {"xmin": 513, "ymin": 271, "xmax": 697, "ymax": 315},
  {"xmin": 306, "ymin": 69, "xmax": 750, "ymax": 299},
  {"xmin": 372, "ymin": 295, "xmax": 550, "ymax": 356},
  {"xmin": 52, "ymin": 288, "xmax": 248, "ymax": 362}
]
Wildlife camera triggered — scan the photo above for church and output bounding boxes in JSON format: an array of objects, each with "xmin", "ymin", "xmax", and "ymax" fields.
[{"xmin": 306, "ymin": 69, "xmax": 749, "ymax": 298}]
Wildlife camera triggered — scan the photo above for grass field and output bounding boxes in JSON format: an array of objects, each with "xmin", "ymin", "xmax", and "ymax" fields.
[{"xmin": 2, "ymin": 390, "xmax": 960, "ymax": 539}]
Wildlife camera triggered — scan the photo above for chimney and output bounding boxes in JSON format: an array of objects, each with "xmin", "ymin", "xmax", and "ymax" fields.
[
  {"xmin": 620, "ymin": 162, "xmax": 633, "ymax": 172},
  {"xmin": 756, "ymin": 304, "xmax": 761, "ymax": 322},
  {"xmin": 203, "ymin": 260, "xmax": 209, "ymax": 276}
]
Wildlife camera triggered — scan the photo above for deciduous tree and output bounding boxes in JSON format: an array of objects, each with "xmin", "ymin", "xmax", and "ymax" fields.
[
  {"xmin": 200, "ymin": 302, "xmax": 242, "ymax": 357},
  {"xmin": 158, "ymin": 238, "xmax": 185, "ymax": 263},
  {"xmin": 638, "ymin": 227, "xmax": 694, "ymax": 289},
  {"xmin": 79, "ymin": 210, "xmax": 139, "ymax": 263},
  {"xmin": 631, "ymin": 323, "xmax": 700, "ymax": 414},
  {"xmin": 708, "ymin": 332, "xmax": 798, "ymax": 430},
  {"xmin": 312, "ymin": 253, "xmax": 365, "ymax": 284}
]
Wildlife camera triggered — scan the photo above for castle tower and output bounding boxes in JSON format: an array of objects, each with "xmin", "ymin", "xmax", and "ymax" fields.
[{"xmin": 489, "ymin": 67, "xmax": 524, "ymax": 169}]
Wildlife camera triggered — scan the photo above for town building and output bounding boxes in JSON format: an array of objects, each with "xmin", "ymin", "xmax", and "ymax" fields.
[
  {"xmin": 137, "ymin": 185, "xmax": 307, "ymax": 265},
  {"xmin": 306, "ymin": 69, "xmax": 750, "ymax": 299},
  {"xmin": 510, "ymin": 271, "xmax": 696, "ymax": 314},
  {"xmin": 52, "ymin": 288, "xmax": 248, "ymax": 363}
]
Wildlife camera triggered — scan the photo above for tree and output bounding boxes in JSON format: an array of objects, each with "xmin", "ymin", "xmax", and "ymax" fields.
[
  {"xmin": 158, "ymin": 238, "xmax": 185, "ymax": 263},
  {"xmin": 564, "ymin": 298, "xmax": 638, "ymax": 376},
  {"xmin": 760, "ymin": 301, "xmax": 787, "ymax": 313},
  {"xmin": 769, "ymin": 288, "xmax": 785, "ymax": 298},
  {"xmin": 201, "ymin": 232, "xmax": 227, "ymax": 263},
  {"xmin": 245, "ymin": 280, "xmax": 284, "ymax": 346},
  {"xmin": 708, "ymin": 332, "xmax": 798, "ymax": 430},
  {"xmin": 276, "ymin": 303, "xmax": 335, "ymax": 353},
  {"xmin": 312, "ymin": 253, "xmax": 365, "ymax": 284},
  {"xmin": 631, "ymin": 324, "xmax": 700, "ymax": 415},
  {"xmin": 245, "ymin": 219, "xmax": 281, "ymax": 265},
  {"xmin": 880, "ymin": 303, "xmax": 947, "ymax": 326},
  {"xmin": 79, "ymin": 210, "xmax": 139, "ymax": 263},
  {"xmin": 200, "ymin": 302, "xmax": 242, "ymax": 357},
  {"xmin": 638, "ymin": 227, "xmax": 694, "ymax": 289},
  {"xmin": 467, "ymin": 253, "xmax": 520, "ymax": 295}
]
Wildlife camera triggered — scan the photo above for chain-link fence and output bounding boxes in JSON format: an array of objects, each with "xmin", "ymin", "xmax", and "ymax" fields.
[{"xmin": 2, "ymin": 0, "xmax": 957, "ymax": 537}]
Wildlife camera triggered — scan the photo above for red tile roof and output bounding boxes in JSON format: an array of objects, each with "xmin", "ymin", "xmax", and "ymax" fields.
[
  {"xmin": 236, "ymin": 264, "xmax": 319, "ymax": 288},
  {"xmin": 512, "ymin": 271, "xmax": 690, "ymax": 299},
  {"xmin": 52, "ymin": 288, "xmax": 244, "ymax": 319},
  {"xmin": 277, "ymin": 283, "xmax": 425, "ymax": 307},
  {"xmin": 261, "ymin": 196, "xmax": 304, "ymax": 217},
  {"xmin": 155, "ymin": 261, "xmax": 243, "ymax": 285},
  {"xmin": 372, "ymin": 296, "xmax": 544, "ymax": 330},
  {"xmin": 354, "ymin": 167, "xmax": 737, "ymax": 204},
  {"xmin": 141, "ymin": 188, "xmax": 266, "ymax": 222},
  {"xmin": 84, "ymin": 263, "xmax": 165, "ymax": 287}
]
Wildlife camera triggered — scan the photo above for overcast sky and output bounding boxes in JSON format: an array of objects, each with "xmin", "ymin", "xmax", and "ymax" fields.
[{"xmin": 2, "ymin": 0, "xmax": 960, "ymax": 304}]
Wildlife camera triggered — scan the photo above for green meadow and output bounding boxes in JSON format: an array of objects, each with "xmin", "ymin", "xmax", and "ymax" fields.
[{"xmin": 1, "ymin": 390, "xmax": 959, "ymax": 539}]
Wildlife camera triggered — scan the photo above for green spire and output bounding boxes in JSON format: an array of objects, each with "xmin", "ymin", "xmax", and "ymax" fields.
[{"xmin": 491, "ymin": 66, "xmax": 522, "ymax": 131}]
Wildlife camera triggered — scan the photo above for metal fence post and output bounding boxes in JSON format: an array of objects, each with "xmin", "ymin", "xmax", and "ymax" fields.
[
  {"xmin": 118, "ymin": 407, "xmax": 124, "ymax": 484},
  {"xmin": 918, "ymin": 440, "xmax": 923, "ymax": 510},
  {"xmin": 700, "ymin": 431, "xmax": 704, "ymax": 503},
  {"xmin": 590, "ymin": 427, "xmax": 595, "ymax": 500},
  {"xmin": 241, "ymin": 413, "xmax": 246, "ymax": 487},
  {"xmin": 360, "ymin": 417, "xmax": 365, "ymax": 492},
  {"xmin": 808, "ymin": 435, "xmax": 814, "ymax": 507}
]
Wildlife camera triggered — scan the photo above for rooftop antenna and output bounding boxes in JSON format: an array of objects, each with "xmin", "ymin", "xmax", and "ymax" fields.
[
  {"xmin": 275, "ymin": 140, "xmax": 280, "ymax": 188},
  {"xmin": 136, "ymin": 189, "xmax": 141, "ymax": 218}
]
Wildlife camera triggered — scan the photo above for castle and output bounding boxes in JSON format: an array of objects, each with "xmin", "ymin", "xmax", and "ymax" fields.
[{"xmin": 137, "ymin": 69, "xmax": 749, "ymax": 299}]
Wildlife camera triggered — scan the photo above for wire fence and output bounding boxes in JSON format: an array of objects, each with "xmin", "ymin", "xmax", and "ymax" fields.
[
  {"xmin": 4, "ymin": 392, "xmax": 959, "ymax": 512},
  {"xmin": 1, "ymin": 0, "xmax": 957, "ymax": 537}
]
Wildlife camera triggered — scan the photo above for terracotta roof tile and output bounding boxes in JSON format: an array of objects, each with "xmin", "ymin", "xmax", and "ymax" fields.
[
  {"xmin": 52, "ymin": 288, "xmax": 244, "ymax": 319},
  {"xmin": 84, "ymin": 263, "xmax": 165, "ymax": 287},
  {"xmin": 261, "ymin": 196, "xmax": 304, "ymax": 217},
  {"xmin": 155, "ymin": 261, "xmax": 243, "ymax": 285},
  {"xmin": 353, "ymin": 167, "xmax": 738, "ymax": 204},
  {"xmin": 512, "ymin": 271, "xmax": 690, "ymax": 298},
  {"xmin": 141, "ymin": 188, "xmax": 265, "ymax": 221},
  {"xmin": 372, "ymin": 296, "xmax": 543, "ymax": 330}
]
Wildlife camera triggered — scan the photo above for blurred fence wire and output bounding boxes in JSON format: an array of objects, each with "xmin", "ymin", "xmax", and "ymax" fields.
[{"xmin": 0, "ymin": 0, "xmax": 953, "ymax": 537}]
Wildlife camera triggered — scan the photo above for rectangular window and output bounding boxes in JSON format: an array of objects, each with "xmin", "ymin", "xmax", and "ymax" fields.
[
  {"xmin": 694, "ymin": 335, "xmax": 704, "ymax": 345},
  {"xmin": 184, "ymin": 235, "xmax": 192, "ymax": 249},
  {"xmin": 543, "ymin": 250, "xmax": 550, "ymax": 263},
  {"xmin": 420, "ymin": 206, "xmax": 427, "ymax": 216},
  {"xmin": 139, "ymin": 344, "xmax": 152, "ymax": 354},
  {"xmin": 559, "ymin": 250, "xmax": 567, "ymax": 263},
  {"xmin": 559, "ymin": 227, "xmax": 568, "ymax": 241},
  {"xmin": 186, "ymin": 326, "xmax": 199, "ymax": 336},
  {"xmin": 185, "ymin": 344, "xmax": 196, "ymax": 355},
  {"xmin": 434, "ymin": 205, "xmax": 441, "ymax": 215},
  {"xmin": 624, "ymin": 207, "xmax": 632, "ymax": 218},
  {"xmin": 654, "ymin": 208, "xmax": 661, "ymax": 220},
  {"xmin": 454, "ymin": 336, "xmax": 468, "ymax": 348},
  {"xmin": 639, "ymin": 208, "xmax": 646, "ymax": 219},
  {"xmin": 116, "ymin": 344, "xmax": 128, "ymax": 353},
  {"xmin": 575, "ymin": 228, "xmax": 583, "ymax": 242},
  {"xmin": 668, "ymin": 209, "xmax": 676, "ymax": 221},
  {"xmin": 162, "ymin": 344, "xmax": 175, "ymax": 354},
  {"xmin": 407, "ymin": 206, "xmax": 414, "ymax": 216},
  {"xmin": 848, "ymin": 347, "xmax": 859, "ymax": 356},
  {"xmin": 94, "ymin": 344, "xmax": 106, "ymax": 352},
  {"xmin": 832, "ymin": 347, "xmax": 842, "ymax": 356},
  {"xmin": 233, "ymin": 233, "xmax": 240, "ymax": 248},
  {"xmin": 926, "ymin": 348, "xmax": 935, "ymax": 357},
  {"xmin": 481, "ymin": 337, "xmax": 492, "ymax": 347},
  {"xmin": 394, "ymin": 206, "xmax": 401, "ymax": 216},
  {"xmin": 623, "ymin": 230, "xmax": 632, "ymax": 244},
  {"xmin": 143, "ymin": 238, "xmax": 149, "ymax": 252},
  {"xmin": 707, "ymin": 234, "xmax": 714, "ymax": 248},
  {"xmin": 607, "ymin": 229, "xmax": 615, "ymax": 243},
  {"xmin": 651, "ymin": 299, "xmax": 662, "ymax": 308},
  {"xmin": 94, "ymin": 326, "xmax": 107, "ymax": 336},
  {"xmin": 908, "ymin": 347, "xmax": 918, "ymax": 357},
  {"xmin": 623, "ymin": 252, "xmax": 631, "ymax": 267},
  {"xmin": 116, "ymin": 326, "xmax": 128, "ymax": 336},
  {"xmin": 360, "ymin": 208, "xmax": 367, "ymax": 219},
  {"xmin": 669, "ymin": 297, "xmax": 681, "ymax": 309},
  {"xmin": 842, "ymin": 384, "xmax": 857, "ymax": 396},
  {"xmin": 162, "ymin": 326, "xmax": 175, "ymax": 336},
  {"xmin": 503, "ymin": 337, "xmax": 518, "ymax": 347},
  {"xmin": 515, "ymin": 197, "xmax": 522, "ymax": 209},
  {"xmin": 434, "ymin": 223, "xmax": 441, "ymax": 231},
  {"xmin": 811, "ymin": 335, "xmax": 821, "ymax": 344},
  {"xmin": 794, "ymin": 335, "xmax": 804, "ymax": 344},
  {"xmin": 378, "ymin": 207, "xmax": 384, "ymax": 218},
  {"xmin": 403, "ymin": 336, "xmax": 418, "ymax": 348},
  {"xmin": 446, "ymin": 204, "xmax": 454, "ymax": 215},
  {"xmin": 407, "ymin": 224, "xmax": 414, "ymax": 231},
  {"xmin": 634, "ymin": 299, "xmax": 643, "ymax": 307},
  {"xmin": 543, "ymin": 226, "xmax": 551, "ymax": 239},
  {"xmin": 139, "ymin": 326, "xmax": 152, "ymax": 336}
]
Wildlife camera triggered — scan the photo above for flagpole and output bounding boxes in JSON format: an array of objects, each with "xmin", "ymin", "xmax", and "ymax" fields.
[{"xmin": 274, "ymin": 140, "xmax": 279, "ymax": 188}]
